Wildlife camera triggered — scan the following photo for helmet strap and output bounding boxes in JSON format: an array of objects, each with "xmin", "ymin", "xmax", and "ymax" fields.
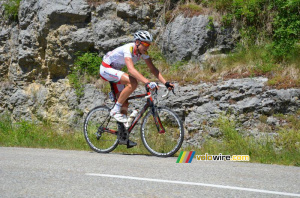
[{"xmin": 135, "ymin": 40, "xmax": 142, "ymax": 55}]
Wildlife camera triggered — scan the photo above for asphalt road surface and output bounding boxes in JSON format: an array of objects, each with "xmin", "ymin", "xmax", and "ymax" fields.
[{"xmin": 1, "ymin": 147, "xmax": 299, "ymax": 198}]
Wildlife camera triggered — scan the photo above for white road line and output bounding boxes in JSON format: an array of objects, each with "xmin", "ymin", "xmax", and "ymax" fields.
[{"xmin": 86, "ymin": 173, "xmax": 300, "ymax": 197}]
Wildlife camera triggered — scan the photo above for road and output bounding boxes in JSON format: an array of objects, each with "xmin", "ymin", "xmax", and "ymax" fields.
[{"xmin": 0, "ymin": 147, "xmax": 299, "ymax": 198}]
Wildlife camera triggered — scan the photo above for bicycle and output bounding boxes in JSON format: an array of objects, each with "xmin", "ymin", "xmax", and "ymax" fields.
[{"xmin": 83, "ymin": 82, "xmax": 184, "ymax": 157}]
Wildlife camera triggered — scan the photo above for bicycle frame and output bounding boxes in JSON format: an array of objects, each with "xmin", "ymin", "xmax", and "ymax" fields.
[{"xmin": 108, "ymin": 82, "xmax": 165, "ymax": 134}]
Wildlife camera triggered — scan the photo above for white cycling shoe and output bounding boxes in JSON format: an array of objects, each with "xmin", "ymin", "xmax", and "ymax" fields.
[{"xmin": 110, "ymin": 111, "xmax": 128, "ymax": 123}]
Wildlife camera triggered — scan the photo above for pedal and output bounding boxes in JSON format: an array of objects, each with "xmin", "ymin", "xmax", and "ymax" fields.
[{"xmin": 127, "ymin": 140, "xmax": 137, "ymax": 148}]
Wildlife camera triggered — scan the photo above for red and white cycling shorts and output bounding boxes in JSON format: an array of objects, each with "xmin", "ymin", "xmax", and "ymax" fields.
[{"xmin": 100, "ymin": 62, "xmax": 125, "ymax": 94}]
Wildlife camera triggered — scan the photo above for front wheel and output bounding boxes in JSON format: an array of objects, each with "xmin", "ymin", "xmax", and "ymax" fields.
[
  {"xmin": 141, "ymin": 107, "xmax": 184, "ymax": 157},
  {"xmin": 83, "ymin": 106, "xmax": 119, "ymax": 153}
]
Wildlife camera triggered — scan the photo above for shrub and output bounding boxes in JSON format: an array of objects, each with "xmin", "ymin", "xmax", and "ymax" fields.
[
  {"xmin": 210, "ymin": 0, "xmax": 300, "ymax": 62},
  {"xmin": 73, "ymin": 52, "xmax": 101, "ymax": 77},
  {"xmin": 68, "ymin": 52, "xmax": 102, "ymax": 98},
  {"xmin": 271, "ymin": 0, "xmax": 300, "ymax": 60},
  {"xmin": 3, "ymin": 0, "xmax": 21, "ymax": 21}
]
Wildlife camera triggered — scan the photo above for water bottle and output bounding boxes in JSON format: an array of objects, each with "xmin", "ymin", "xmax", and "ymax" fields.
[
  {"xmin": 127, "ymin": 110, "xmax": 138, "ymax": 123},
  {"xmin": 124, "ymin": 110, "xmax": 138, "ymax": 128}
]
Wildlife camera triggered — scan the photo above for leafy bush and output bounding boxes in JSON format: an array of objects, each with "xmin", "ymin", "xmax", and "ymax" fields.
[
  {"xmin": 209, "ymin": 0, "xmax": 300, "ymax": 61},
  {"xmin": 73, "ymin": 52, "xmax": 101, "ymax": 77},
  {"xmin": 68, "ymin": 52, "xmax": 102, "ymax": 98},
  {"xmin": 271, "ymin": 0, "xmax": 300, "ymax": 60},
  {"xmin": 3, "ymin": 0, "xmax": 21, "ymax": 21}
]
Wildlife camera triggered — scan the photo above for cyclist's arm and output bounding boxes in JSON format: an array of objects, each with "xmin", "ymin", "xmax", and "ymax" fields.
[
  {"xmin": 125, "ymin": 57, "xmax": 150, "ymax": 84},
  {"xmin": 144, "ymin": 58, "xmax": 167, "ymax": 85}
]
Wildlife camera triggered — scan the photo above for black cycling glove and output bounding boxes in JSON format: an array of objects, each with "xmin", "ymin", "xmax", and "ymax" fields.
[{"xmin": 165, "ymin": 82, "xmax": 174, "ymax": 89}]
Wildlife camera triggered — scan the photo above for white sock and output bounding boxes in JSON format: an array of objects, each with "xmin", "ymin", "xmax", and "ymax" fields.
[{"xmin": 112, "ymin": 102, "xmax": 122, "ymax": 113}]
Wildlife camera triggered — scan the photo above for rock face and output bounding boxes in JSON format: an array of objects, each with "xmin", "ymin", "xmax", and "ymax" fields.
[
  {"xmin": 0, "ymin": 0, "xmax": 163, "ymax": 82},
  {"xmin": 1, "ymin": 77, "xmax": 299, "ymax": 147},
  {"xmin": 0, "ymin": 0, "xmax": 236, "ymax": 82},
  {"xmin": 92, "ymin": 2, "xmax": 159, "ymax": 55},
  {"xmin": 0, "ymin": 79, "xmax": 108, "ymax": 126},
  {"xmin": 156, "ymin": 78, "xmax": 299, "ymax": 147},
  {"xmin": 158, "ymin": 15, "xmax": 238, "ymax": 63}
]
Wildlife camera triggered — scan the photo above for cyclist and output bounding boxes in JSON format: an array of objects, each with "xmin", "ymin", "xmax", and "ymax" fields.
[{"xmin": 100, "ymin": 30, "xmax": 175, "ymax": 123}]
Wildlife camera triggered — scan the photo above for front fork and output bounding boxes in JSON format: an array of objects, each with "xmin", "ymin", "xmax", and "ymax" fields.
[{"xmin": 151, "ymin": 106, "xmax": 166, "ymax": 134}]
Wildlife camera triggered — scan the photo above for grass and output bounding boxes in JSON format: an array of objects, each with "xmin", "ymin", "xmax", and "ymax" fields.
[
  {"xmin": 96, "ymin": 42, "xmax": 299, "ymax": 88},
  {"xmin": 217, "ymin": 44, "xmax": 300, "ymax": 88},
  {"xmin": 0, "ymin": 113, "xmax": 89, "ymax": 150},
  {"xmin": 86, "ymin": 0, "xmax": 158, "ymax": 7},
  {"xmin": 186, "ymin": 116, "xmax": 300, "ymax": 166},
  {"xmin": 158, "ymin": 0, "xmax": 300, "ymax": 87},
  {"xmin": 0, "ymin": 111, "xmax": 181, "ymax": 157},
  {"xmin": 1, "ymin": 110, "xmax": 300, "ymax": 165},
  {"xmin": 144, "ymin": 43, "xmax": 300, "ymax": 88},
  {"xmin": 178, "ymin": 3, "xmax": 204, "ymax": 18}
]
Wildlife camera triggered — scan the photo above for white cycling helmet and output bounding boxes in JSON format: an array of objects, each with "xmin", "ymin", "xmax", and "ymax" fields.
[{"xmin": 133, "ymin": 30, "xmax": 153, "ymax": 42}]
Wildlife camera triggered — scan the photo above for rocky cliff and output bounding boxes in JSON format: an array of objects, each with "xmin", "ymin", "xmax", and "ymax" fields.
[{"xmin": 0, "ymin": 0, "xmax": 299, "ymax": 147}]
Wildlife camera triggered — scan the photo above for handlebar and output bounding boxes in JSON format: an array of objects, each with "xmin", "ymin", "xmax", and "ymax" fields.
[
  {"xmin": 144, "ymin": 84, "xmax": 175, "ymax": 99},
  {"xmin": 162, "ymin": 89, "xmax": 171, "ymax": 98}
]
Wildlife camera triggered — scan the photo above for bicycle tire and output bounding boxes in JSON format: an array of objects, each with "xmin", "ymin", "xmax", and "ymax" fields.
[
  {"xmin": 83, "ymin": 106, "xmax": 119, "ymax": 153},
  {"xmin": 140, "ymin": 107, "xmax": 184, "ymax": 157}
]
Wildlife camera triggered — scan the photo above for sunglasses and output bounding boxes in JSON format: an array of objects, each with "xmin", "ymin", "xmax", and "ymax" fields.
[{"xmin": 140, "ymin": 41, "xmax": 151, "ymax": 47}]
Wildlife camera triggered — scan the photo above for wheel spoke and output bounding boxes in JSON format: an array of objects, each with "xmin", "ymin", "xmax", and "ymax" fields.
[
  {"xmin": 141, "ymin": 107, "xmax": 184, "ymax": 157},
  {"xmin": 84, "ymin": 106, "xmax": 119, "ymax": 153}
]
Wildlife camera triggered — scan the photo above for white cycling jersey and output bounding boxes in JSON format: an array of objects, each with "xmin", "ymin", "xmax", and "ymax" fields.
[{"xmin": 102, "ymin": 43, "xmax": 150, "ymax": 70}]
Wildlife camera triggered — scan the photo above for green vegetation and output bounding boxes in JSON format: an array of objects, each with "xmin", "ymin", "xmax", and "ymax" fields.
[
  {"xmin": 179, "ymin": 3, "xmax": 203, "ymax": 17},
  {"xmin": 68, "ymin": 52, "xmax": 102, "ymax": 98},
  {"xmin": 208, "ymin": 0, "xmax": 300, "ymax": 61},
  {"xmin": 158, "ymin": 0, "xmax": 300, "ymax": 87},
  {"xmin": 1, "ymin": 111, "xmax": 299, "ymax": 166},
  {"xmin": 2, "ymin": 0, "xmax": 299, "ymax": 87},
  {"xmin": 207, "ymin": 16, "xmax": 214, "ymax": 30},
  {"xmin": 187, "ymin": 116, "xmax": 300, "ymax": 166},
  {"xmin": 0, "ymin": 113, "xmax": 89, "ymax": 150},
  {"xmin": 1, "ymin": 0, "xmax": 299, "ymax": 166},
  {"xmin": 2, "ymin": 0, "xmax": 21, "ymax": 21}
]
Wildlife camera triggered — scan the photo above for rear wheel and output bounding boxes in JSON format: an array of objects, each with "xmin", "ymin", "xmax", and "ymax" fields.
[
  {"xmin": 140, "ymin": 107, "xmax": 184, "ymax": 157},
  {"xmin": 83, "ymin": 106, "xmax": 119, "ymax": 153}
]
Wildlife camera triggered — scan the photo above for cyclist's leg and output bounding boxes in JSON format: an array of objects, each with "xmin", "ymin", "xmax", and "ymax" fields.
[
  {"xmin": 113, "ymin": 74, "xmax": 138, "ymax": 147},
  {"xmin": 100, "ymin": 65, "xmax": 138, "ymax": 104},
  {"xmin": 100, "ymin": 66, "xmax": 128, "ymax": 122},
  {"xmin": 117, "ymin": 73, "xmax": 138, "ymax": 104},
  {"xmin": 100, "ymin": 65, "xmax": 138, "ymax": 123},
  {"xmin": 113, "ymin": 85, "xmax": 129, "ymax": 115},
  {"xmin": 113, "ymin": 73, "xmax": 137, "ymax": 115}
]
